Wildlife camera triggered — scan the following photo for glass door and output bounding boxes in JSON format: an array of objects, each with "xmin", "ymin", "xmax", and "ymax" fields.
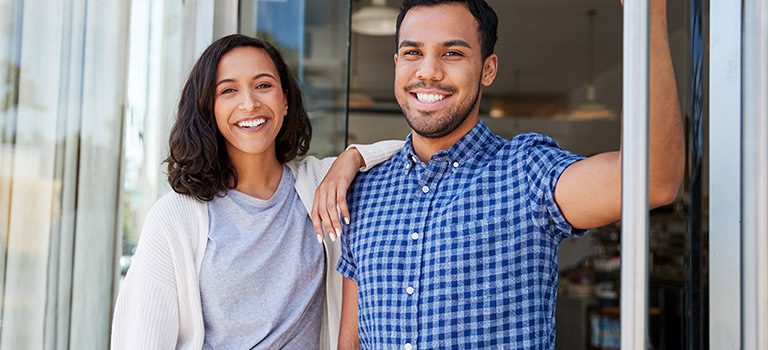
[{"xmin": 240, "ymin": 0, "xmax": 352, "ymax": 157}]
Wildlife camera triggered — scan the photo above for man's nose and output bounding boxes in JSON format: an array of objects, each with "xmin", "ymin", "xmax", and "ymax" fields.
[{"xmin": 416, "ymin": 55, "xmax": 444, "ymax": 81}]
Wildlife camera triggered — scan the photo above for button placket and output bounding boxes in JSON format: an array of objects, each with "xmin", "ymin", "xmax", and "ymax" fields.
[
  {"xmin": 402, "ymin": 172, "xmax": 427, "ymax": 349},
  {"xmin": 406, "ymin": 161, "xmax": 449, "ymax": 349}
]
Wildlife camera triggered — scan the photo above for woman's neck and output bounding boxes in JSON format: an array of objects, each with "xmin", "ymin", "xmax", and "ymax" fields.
[{"xmin": 230, "ymin": 153, "xmax": 284, "ymax": 200}]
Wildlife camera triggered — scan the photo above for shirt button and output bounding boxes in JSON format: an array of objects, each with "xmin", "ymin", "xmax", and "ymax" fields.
[
  {"xmin": 410, "ymin": 232, "xmax": 419, "ymax": 240},
  {"xmin": 404, "ymin": 343, "xmax": 413, "ymax": 350},
  {"xmin": 405, "ymin": 163, "xmax": 411, "ymax": 169},
  {"xmin": 421, "ymin": 186, "xmax": 429, "ymax": 193},
  {"xmin": 406, "ymin": 286, "xmax": 415, "ymax": 295},
  {"xmin": 452, "ymin": 161, "xmax": 460, "ymax": 168}
]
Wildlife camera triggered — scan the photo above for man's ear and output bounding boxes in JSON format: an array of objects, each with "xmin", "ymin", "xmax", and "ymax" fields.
[
  {"xmin": 481, "ymin": 54, "xmax": 499, "ymax": 87},
  {"xmin": 393, "ymin": 52, "xmax": 399, "ymax": 65}
]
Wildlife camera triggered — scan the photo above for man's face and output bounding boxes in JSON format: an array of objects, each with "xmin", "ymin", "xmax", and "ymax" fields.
[{"xmin": 394, "ymin": 3, "xmax": 497, "ymax": 139}]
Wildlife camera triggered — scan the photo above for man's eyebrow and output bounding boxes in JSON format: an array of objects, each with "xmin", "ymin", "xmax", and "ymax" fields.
[
  {"xmin": 398, "ymin": 39, "xmax": 473, "ymax": 49},
  {"xmin": 443, "ymin": 40, "xmax": 472, "ymax": 49},
  {"xmin": 398, "ymin": 40, "xmax": 422, "ymax": 49}
]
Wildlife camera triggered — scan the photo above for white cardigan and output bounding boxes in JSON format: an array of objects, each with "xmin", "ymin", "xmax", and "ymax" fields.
[{"xmin": 111, "ymin": 141, "xmax": 402, "ymax": 350}]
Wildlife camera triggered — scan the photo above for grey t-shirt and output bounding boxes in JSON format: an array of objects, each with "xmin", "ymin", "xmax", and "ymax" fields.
[{"xmin": 200, "ymin": 166, "xmax": 325, "ymax": 350}]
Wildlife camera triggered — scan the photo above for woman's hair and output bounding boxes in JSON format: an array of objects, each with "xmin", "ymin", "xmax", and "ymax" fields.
[{"xmin": 165, "ymin": 34, "xmax": 312, "ymax": 201}]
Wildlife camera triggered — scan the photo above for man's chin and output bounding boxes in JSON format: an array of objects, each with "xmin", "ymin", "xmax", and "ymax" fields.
[{"xmin": 407, "ymin": 119, "xmax": 457, "ymax": 139}]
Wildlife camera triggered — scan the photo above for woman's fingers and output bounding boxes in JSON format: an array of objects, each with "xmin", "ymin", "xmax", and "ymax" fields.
[
  {"xmin": 318, "ymin": 187, "xmax": 337, "ymax": 242},
  {"xmin": 337, "ymin": 183, "xmax": 351, "ymax": 225},
  {"xmin": 325, "ymin": 186, "xmax": 343, "ymax": 241},
  {"xmin": 312, "ymin": 178, "xmax": 341, "ymax": 243},
  {"xmin": 311, "ymin": 192, "xmax": 324, "ymax": 243}
]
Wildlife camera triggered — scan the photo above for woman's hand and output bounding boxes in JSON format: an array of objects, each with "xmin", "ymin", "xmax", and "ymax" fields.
[{"xmin": 311, "ymin": 148, "xmax": 365, "ymax": 243}]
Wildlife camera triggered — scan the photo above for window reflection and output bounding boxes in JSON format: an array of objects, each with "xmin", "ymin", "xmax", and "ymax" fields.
[
  {"xmin": 240, "ymin": 0, "xmax": 350, "ymax": 157},
  {"xmin": 121, "ymin": 0, "xmax": 184, "ymax": 277}
]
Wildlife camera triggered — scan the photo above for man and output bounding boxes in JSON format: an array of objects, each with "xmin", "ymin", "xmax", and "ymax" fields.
[{"xmin": 335, "ymin": 0, "xmax": 683, "ymax": 348}]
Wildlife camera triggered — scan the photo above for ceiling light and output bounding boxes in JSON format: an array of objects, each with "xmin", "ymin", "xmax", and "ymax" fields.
[
  {"xmin": 568, "ymin": 9, "xmax": 616, "ymax": 121},
  {"xmin": 568, "ymin": 84, "xmax": 616, "ymax": 120},
  {"xmin": 351, "ymin": 0, "xmax": 399, "ymax": 36}
]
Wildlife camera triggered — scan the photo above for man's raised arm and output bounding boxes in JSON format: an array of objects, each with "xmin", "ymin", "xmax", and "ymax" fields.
[{"xmin": 554, "ymin": 0, "xmax": 684, "ymax": 229}]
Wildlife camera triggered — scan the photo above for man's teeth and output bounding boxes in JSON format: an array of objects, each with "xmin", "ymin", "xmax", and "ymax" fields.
[
  {"xmin": 416, "ymin": 93, "xmax": 446, "ymax": 103},
  {"xmin": 238, "ymin": 118, "xmax": 266, "ymax": 128}
]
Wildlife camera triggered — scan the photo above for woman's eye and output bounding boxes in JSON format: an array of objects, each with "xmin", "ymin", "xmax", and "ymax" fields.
[
  {"xmin": 256, "ymin": 83, "xmax": 272, "ymax": 89},
  {"xmin": 221, "ymin": 87, "xmax": 236, "ymax": 94}
]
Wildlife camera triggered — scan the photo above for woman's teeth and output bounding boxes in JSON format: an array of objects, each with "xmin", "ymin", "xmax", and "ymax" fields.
[
  {"xmin": 237, "ymin": 118, "xmax": 266, "ymax": 128},
  {"xmin": 416, "ymin": 93, "xmax": 446, "ymax": 103}
]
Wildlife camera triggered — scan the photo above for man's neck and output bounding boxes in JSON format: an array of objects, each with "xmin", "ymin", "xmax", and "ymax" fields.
[{"xmin": 411, "ymin": 114, "xmax": 479, "ymax": 163}]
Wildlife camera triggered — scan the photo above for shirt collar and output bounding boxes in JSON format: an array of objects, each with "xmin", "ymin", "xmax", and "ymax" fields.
[{"xmin": 400, "ymin": 120, "xmax": 495, "ymax": 170}]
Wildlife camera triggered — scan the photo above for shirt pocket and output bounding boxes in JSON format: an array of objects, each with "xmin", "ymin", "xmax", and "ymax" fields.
[
  {"xmin": 425, "ymin": 215, "xmax": 511, "ymax": 303},
  {"xmin": 431, "ymin": 213, "xmax": 508, "ymax": 243}
]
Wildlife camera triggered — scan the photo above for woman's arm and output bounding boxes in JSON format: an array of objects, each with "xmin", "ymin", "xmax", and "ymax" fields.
[{"xmin": 310, "ymin": 140, "xmax": 403, "ymax": 242}]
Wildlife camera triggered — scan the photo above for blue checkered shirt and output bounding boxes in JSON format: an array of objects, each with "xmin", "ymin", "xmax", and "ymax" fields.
[{"xmin": 337, "ymin": 121, "xmax": 585, "ymax": 349}]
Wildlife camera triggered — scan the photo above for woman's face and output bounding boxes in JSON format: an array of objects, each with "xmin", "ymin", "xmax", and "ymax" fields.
[{"xmin": 213, "ymin": 46, "xmax": 288, "ymax": 163}]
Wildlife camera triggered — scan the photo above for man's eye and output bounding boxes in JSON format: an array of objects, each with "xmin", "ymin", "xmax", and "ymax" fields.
[
  {"xmin": 403, "ymin": 50, "xmax": 420, "ymax": 56},
  {"xmin": 444, "ymin": 51, "xmax": 463, "ymax": 57}
]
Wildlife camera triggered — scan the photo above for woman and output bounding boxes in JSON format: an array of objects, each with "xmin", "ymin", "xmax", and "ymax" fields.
[{"xmin": 111, "ymin": 34, "xmax": 400, "ymax": 349}]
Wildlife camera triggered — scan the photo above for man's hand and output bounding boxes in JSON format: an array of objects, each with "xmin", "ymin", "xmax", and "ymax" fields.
[{"xmin": 311, "ymin": 148, "xmax": 365, "ymax": 243}]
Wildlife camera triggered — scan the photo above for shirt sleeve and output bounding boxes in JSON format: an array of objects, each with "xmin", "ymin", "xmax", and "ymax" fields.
[
  {"xmin": 516, "ymin": 132, "xmax": 586, "ymax": 239},
  {"xmin": 335, "ymin": 223, "xmax": 358, "ymax": 280}
]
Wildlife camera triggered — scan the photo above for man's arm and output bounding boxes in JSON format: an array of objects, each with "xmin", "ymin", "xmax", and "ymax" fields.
[
  {"xmin": 338, "ymin": 277, "xmax": 361, "ymax": 350},
  {"xmin": 555, "ymin": 0, "xmax": 684, "ymax": 229}
]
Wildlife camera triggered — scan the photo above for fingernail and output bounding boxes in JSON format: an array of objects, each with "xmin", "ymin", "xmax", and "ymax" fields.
[
  {"xmin": 335, "ymin": 228, "xmax": 342, "ymax": 240},
  {"xmin": 330, "ymin": 232, "xmax": 336, "ymax": 242},
  {"xmin": 344, "ymin": 217, "xmax": 350, "ymax": 225},
  {"xmin": 316, "ymin": 234, "xmax": 323, "ymax": 244}
]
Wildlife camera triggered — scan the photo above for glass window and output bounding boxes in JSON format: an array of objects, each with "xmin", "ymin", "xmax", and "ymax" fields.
[
  {"xmin": 121, "ymin": 0, "xmax": 184, "ymax": 279},
  {"xmin": 240, "ymin": 0, "xmax": 351, "ymax": 157},
  {"xmin": 0, "ymin": 0, "xmax": 130, "ymax": 348}
]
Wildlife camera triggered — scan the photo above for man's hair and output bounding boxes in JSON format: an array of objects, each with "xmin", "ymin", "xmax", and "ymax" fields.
[
  {"xmin": 165, "ymin": 34, "xmax": 312, "ymax": 201},
  {"xmin": 396, "ymin": 0, "xmax": 498, "ymax": 59}
]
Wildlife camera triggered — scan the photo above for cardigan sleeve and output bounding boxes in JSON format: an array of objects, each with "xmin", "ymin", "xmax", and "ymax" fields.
[
  {"xmin": 348, "ymin": 140, "xmax": 403, "ymax": 171},
  {"xmin": 111, "ymin": 203, "xmax": 181, "ymax": 350}
]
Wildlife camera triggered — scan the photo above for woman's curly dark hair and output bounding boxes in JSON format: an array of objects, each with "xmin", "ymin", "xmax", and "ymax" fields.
[{"xmin": 165, "ymin": 34, "xmax": 312, "ymax": 201}]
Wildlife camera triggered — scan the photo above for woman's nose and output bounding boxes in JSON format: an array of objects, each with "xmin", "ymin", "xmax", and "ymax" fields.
[{"xmin": 238, "ymin": 92, "xmax": 260, "ymax": 111}]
